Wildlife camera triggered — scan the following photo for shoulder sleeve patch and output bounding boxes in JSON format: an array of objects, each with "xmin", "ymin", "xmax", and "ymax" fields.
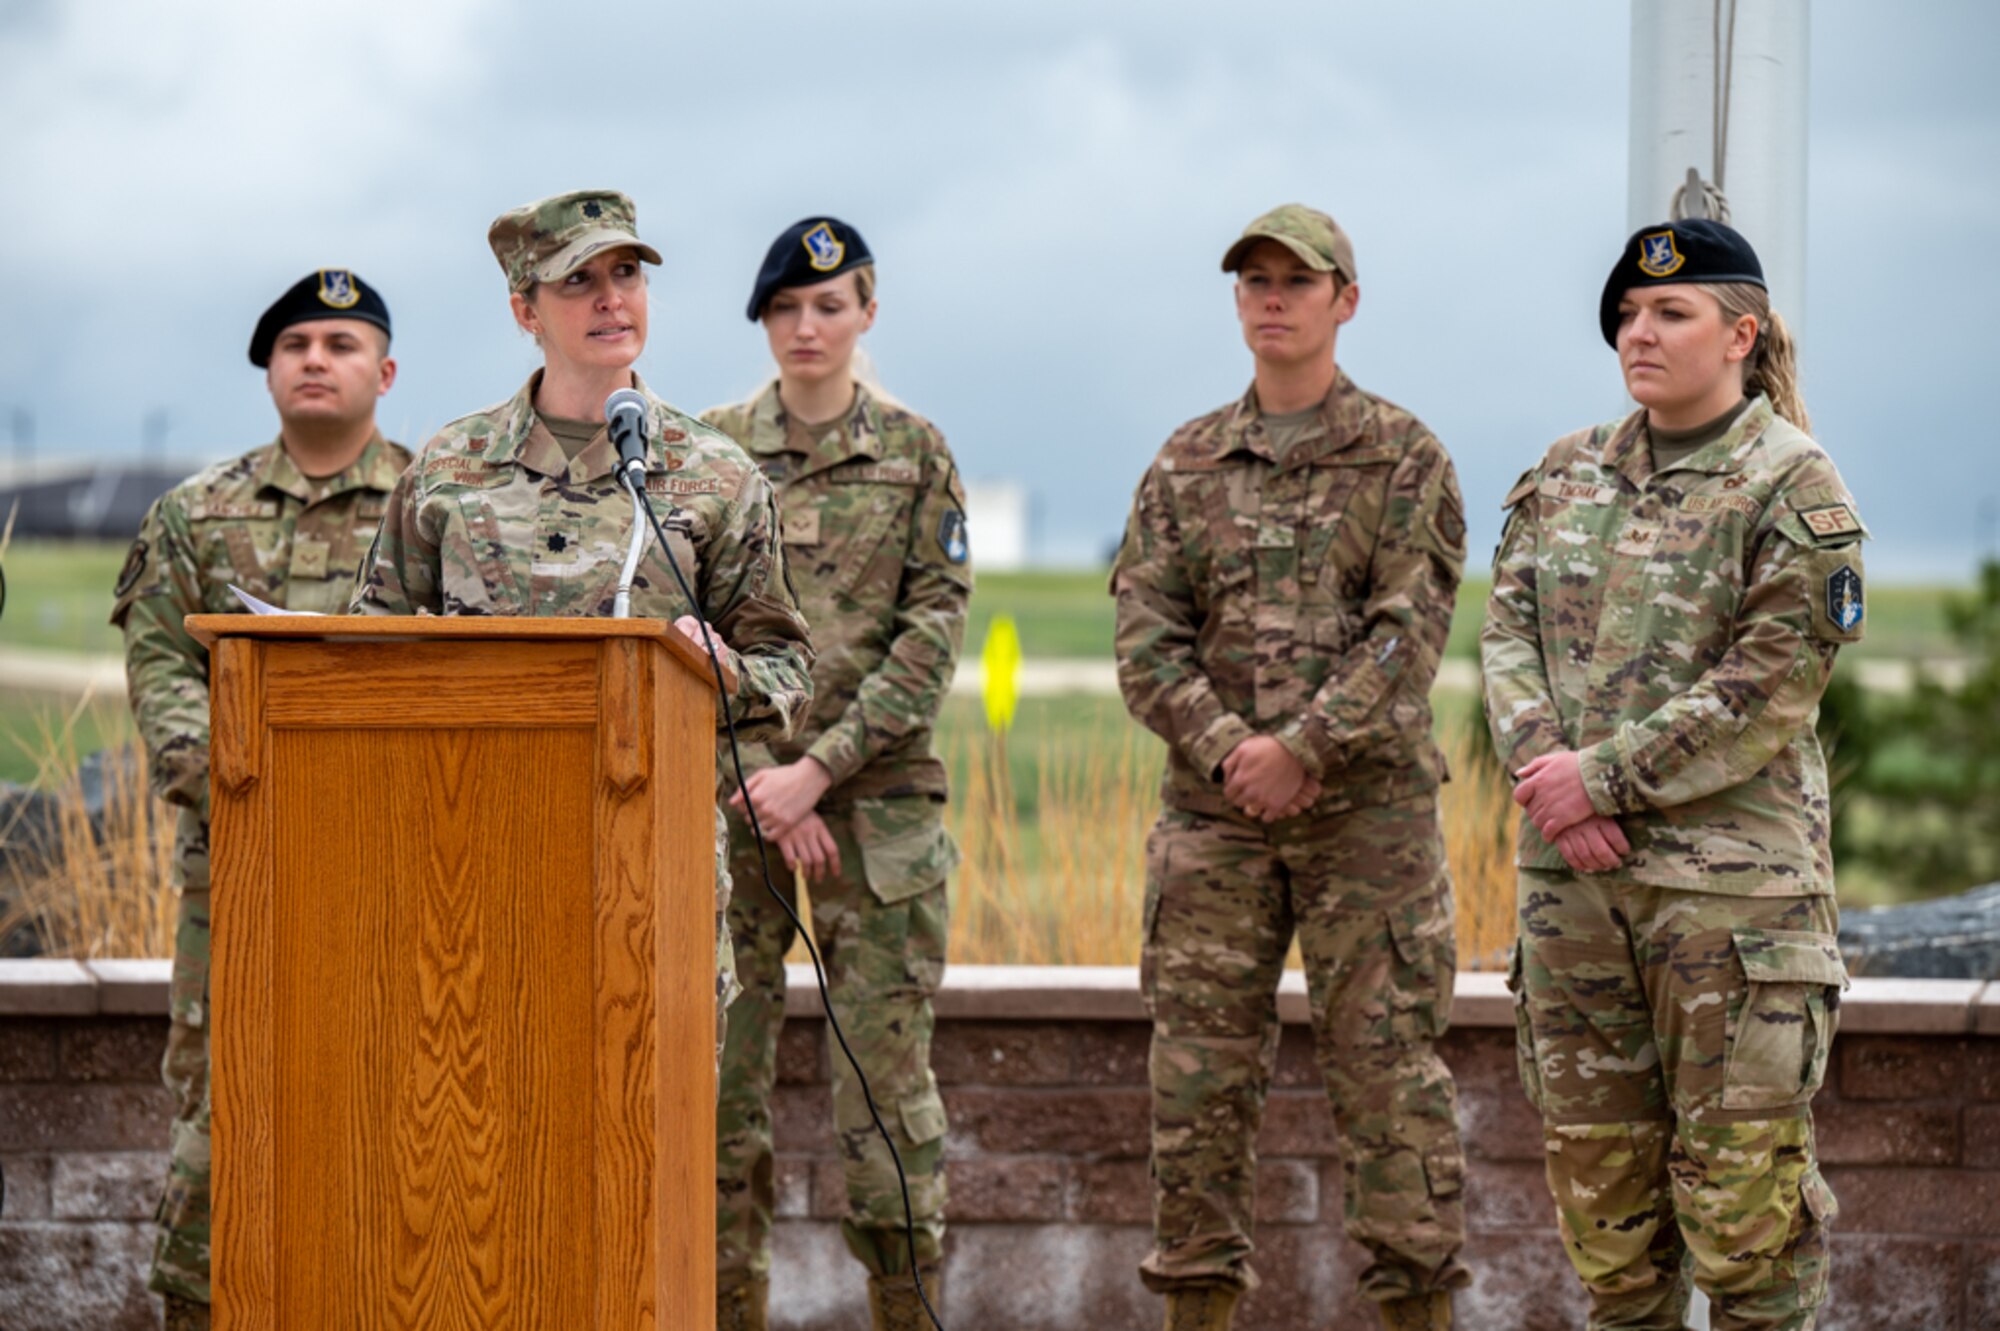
[{"xmin": 1797, "ymin": 502, "xmax": 1865, "ymax": 543}]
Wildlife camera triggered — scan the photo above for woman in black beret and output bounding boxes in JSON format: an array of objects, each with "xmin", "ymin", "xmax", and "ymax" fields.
[
  {"xmin": 701, "ymin": 218, "xmax": 969, "ymax": 1331},
  {"xmin": 1481, "ymin": 219, "xmax": 1867, "ymax": 1329}
]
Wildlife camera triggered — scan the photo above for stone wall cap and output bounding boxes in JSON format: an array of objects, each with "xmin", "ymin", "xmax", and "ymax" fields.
[
  {"xmin": 0, "ymin": 958, "xmax": 99, "ymax": 1015},
  {"xmin": 84, "ymin": 959, "xmax": 172, "ymax": 1014},
  {"xmin": 0, "ymin": 959, "xmax": 1991, "ymax": 1033}
]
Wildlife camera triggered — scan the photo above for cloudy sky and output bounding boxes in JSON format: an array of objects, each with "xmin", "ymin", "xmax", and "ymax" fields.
[{"xmin": 1, "ymin": 0, "xmax": 1993, "ymax": 576}]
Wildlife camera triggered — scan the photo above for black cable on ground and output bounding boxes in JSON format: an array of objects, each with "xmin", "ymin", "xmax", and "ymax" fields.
[{"xmin": 628, "ymin": 478, "xmax": 944, "ymax": 1331}]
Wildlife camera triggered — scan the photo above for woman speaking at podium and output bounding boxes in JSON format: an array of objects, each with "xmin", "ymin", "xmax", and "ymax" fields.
[
  {"xmin": 350, "ymin": 188, "xmax": 816, "ymax": 1050},
  {"xmin": 701, "ymin": 217, "xmax": 969, "ymax": 1331}
]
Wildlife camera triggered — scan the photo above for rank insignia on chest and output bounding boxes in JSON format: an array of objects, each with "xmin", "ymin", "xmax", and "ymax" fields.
[
  {"xmin": 317, "ymin": 269, "xmax": 360, "ymax": 309},
  {"xmin": 802, "ymin": 222, "xmax": 844, "ymax": 272},
  {"xmin": 1637, "ymin": 231, "xmax": 1685, "ymax": 278},
  {"xmin": 938, "ymin": 509, "xmax": 969, "ymax": 565},
  {"xmin": 1827, "ymin": 564, "xmax": 1864, "ymax": 632}
]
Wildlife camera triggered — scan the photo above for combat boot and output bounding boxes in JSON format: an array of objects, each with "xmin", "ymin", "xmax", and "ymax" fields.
[
  {"xmin": 867, "ymin": 1265, "xmax": 942, "ymax": 1331},
  {"xmin": 716, "ymin": 1274, "xmax": 769, "ymax": 1331},
  {"xmin": 1163, "ymin": 1281, "xmax": 1240, "ymax": 1330},
  {"xmin": 161, "ymin": 1293, "xmax": 211, "ymax": 1331},
  {"xmin": 1379, "ymin": 1290, "xmax": 1453, "ymax": 1331}
]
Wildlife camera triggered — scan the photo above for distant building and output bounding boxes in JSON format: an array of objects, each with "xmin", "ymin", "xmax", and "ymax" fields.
[
  {"xmin": 964, "ymin": 480, "xmax": 1029, "ymax": 571},
  {"xmin": 0, "ymin": 460, "xmax": 199, "ymax": 541}
]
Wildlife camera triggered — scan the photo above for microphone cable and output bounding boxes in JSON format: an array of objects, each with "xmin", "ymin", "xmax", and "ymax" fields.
[{"xmin": 622, "ymin": 470, "xmax": 945, "ymax": 1331}]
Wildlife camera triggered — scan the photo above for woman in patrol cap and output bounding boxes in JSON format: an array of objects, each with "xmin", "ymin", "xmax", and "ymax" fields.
[
  {"xmin": 1481, "ymin": 218, "xmax": 1866, "ymax": 1329},
  {"xmin": 701, "ymin": 217, "xmax": 969, "ymax": 1331},
  {"xmin": 350, "ymin": 190, "xmax": 815, "ymax": 1061}
]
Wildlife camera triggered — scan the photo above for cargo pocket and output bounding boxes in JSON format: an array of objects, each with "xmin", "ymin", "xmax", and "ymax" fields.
[
  {"xmin": 854, "ymin": 799, "xmax": 959, "ymax": 905},
  {"xmin": 1722, "ymin": 929, "xmax": 1847, "ymax": 1111},
  {"xmin": 898, "ymin": 1083, "xmax": 949, "ymax": 1147},
  {"xmin": 1385, "ymin": 887, "xmax": 1454, "ymax": 1044},
  {"xmin": 1505, "ymin": 938, "xmax": 1544, "ymax": 1113}
]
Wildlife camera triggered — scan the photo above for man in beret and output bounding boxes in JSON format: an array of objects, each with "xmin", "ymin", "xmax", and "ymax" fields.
[
  {"xmin": 1111, "ymin": 205, "xmax": 1471, "ymax": 1330},
  {"xmin": 112, "ymin": 269, "xmax": 411, "ymax": 1331}
]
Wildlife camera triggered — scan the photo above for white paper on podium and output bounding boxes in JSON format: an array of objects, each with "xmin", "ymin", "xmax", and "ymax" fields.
[{"xmin": 230, "ymin": 585, "xmax": 322, "ymax": 616}]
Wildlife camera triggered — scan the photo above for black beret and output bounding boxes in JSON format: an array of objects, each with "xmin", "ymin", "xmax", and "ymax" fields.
[
  {"xmin": 248, "ymin": 270, "xmax": 392, "ymax": 368},
  {"xmin": 746, "ymin": 217, "xmax": 873, "ymax": 321},
  {"xmin": 1599, "ymin": 219, "xmax": 1765, "ymax": 346}
]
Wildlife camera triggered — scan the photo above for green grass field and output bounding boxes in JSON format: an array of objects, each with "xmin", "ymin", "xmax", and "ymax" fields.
[{"xmin": 0, "ymin": 541, "xmax": 1974, "ymax": 665}]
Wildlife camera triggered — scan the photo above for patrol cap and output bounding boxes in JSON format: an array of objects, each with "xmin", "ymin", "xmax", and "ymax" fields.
[
  {"xmin": 487, "ymin": 189, "xmax": 663, "ymax": 295},
  {"xmin": 1221, "ymin": 204, "xmax": 1356, "ymax": 283},
  {"xmin": 247, "ymin": 270, "xmax": 391, "ymax": 368},
  {"xmin": 1599, "ymin": 218, "xmax": 1766, "ymax": 345},
  {"xmin": 747, "ymin": 217, "xmax": 874, "ymax": 321}
]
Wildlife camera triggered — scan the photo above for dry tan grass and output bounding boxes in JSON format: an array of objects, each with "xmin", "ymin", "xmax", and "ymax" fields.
[
  {"xmin": 939, "ymin": 719, "xmax": 1519, "ymax": 971},
  {"xmin": 0, "ymin": 712, "xmax": 175, "ymax": 960}
]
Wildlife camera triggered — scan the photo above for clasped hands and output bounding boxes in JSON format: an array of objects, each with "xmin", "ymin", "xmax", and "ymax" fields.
[
  {"xmin": 1512, "ymin": 750, "xmax": 1629, "ymax": 874},
  {"xmin": 1220, "ymin": 736, "xmax": 1321, "ymax": 823},
  {"xmin": 729, "ymin": 757, "xmax": 840, "ymax": 882}
]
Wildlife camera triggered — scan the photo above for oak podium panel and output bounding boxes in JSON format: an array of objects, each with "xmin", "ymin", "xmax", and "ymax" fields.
[{"xmin": 190, "ymin": 616, "xmax": 723, "ymax": 1330}]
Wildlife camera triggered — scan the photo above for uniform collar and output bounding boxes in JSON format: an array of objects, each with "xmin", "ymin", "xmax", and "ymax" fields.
[
  {"xmin": 1207, "ymin": 368, "xmax": 1370, "ymax": 469},
  {"xmin": 745, "ymin": 379, "xmax": 883, "ymax": 479},
  {"xmin": 1608, "ymin": 393, "xmax": 1774, "ymax": 487},
  {"xmin": 484, "ymin": 370, "xmax": 673, "ymax": 484},
  {"xmin": 256, "ymin": 428, "xmax": 399, "ymax": 504}
]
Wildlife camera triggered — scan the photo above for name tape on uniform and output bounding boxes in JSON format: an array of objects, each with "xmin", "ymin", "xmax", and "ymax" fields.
[{"xmin": 1540, "ymin": 478, "xmax": 1619, "ymax": 505}]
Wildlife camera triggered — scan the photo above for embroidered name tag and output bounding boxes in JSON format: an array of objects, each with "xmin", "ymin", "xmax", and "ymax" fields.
[
  {"xmin": 1681, "ymin": 493, "xmax": 1761, "ymax": 518},
  {"xmin": 830, "ymin": 461, "xmax": 919, "ymax": 485},
  {"xmin": 648, "ymin": 475, "xmax": 723, "ymax": 497},
  {"xmin": 1540, "ymin": 478, "xmax": 1618, "ymax": 505},
  {"xmin": 188, "ymin": 501, "xmax": 279, "ymax": 520},
  {"xmin": 1800, "ymin": 503, "xmax": 1863, "ymax": 540}
]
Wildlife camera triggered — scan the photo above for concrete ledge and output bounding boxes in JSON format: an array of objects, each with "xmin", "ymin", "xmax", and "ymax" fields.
[
  {"xmin": 0, "ymin": 960, "xmax": 1991, "ymax": 1035},
  {"xmin": 82, "ymin": 960, "xmax": 171, "ymax": 1015},
  {"xmin": 0, "ymin": 960, "xmax": 99, "ymax": 1015}
]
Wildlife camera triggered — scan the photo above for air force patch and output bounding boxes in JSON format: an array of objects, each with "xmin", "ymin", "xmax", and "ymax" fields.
[
  {"xmin": 802, "ymin": 222, "xmax": 844, "ymax": 272},
  {"xmin": 938, "ymin": 509, "xmax": 969, "ymax": 565},
  {"xmin": 317, "ymin": 269, "xmax": 360, "ymax": 309},
  {"xmin": 1637, "ymin": 230, "xmax": 1685, "ymax": 278},
  {"xmin": 1827, "ymin": 564, "xmax": 1864, "ymax": 633}
]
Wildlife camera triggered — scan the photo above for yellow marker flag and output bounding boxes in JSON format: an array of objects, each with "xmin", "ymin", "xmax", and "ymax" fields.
[{"xmin": 981, "ymin": 614, "xmax": 1021, "ymax": 733}]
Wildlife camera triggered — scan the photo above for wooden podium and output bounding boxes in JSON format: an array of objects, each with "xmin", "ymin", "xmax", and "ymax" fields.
[{"xmin": 188, "ymin": 615, "xmax": 724, "ymax": 1329}]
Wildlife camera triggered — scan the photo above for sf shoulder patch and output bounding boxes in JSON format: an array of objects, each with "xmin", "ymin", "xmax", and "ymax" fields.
[
  {"xmin": 938, "ymin": 509, "xmax": 969, "ymax": 565},
  {"xmin": 1799, "ymin": 503, "xmax": 1864, "ymax": 543},
  {"xmin": 1827, "ymin": 564, "xmax": 1864, "ymax": 634},
  {"xmin": 114, "ymin": 538, "xmax": 149, "ymax": 598}
]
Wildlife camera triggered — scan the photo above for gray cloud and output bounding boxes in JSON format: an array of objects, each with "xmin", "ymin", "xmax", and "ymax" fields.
[{"xmin": 1, "ymin": 0, "xmax": 1992, "ymax": 576}]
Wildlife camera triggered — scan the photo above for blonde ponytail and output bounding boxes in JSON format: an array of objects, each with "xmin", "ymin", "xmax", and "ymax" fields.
[{"xmin": 1701, "ymin": 282, "xmax": 1812, "ymax": 435}]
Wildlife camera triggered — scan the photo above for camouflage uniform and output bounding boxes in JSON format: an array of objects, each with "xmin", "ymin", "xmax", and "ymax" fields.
[
  {"xmin": 1111, "ymin": 372, "xmax": 1472, "ymax": 1303},
  {"xmin": 701, "ymin": 381, "xmax": 968, "ymax": 1286},
  {"xmin": 1481, "ymin": 397, "xmax": 1865, "ymax": 1329},
  {"xmin": 351, "ymin": 372, "xmax": 816, "ymax": 1035},
  {"xmin": 112, "ymin": 433, "xmax": 412, "ymax": 1306}
]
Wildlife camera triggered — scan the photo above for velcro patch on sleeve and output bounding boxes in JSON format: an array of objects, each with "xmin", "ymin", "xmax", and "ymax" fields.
[{"xmin": 1798, "ymin": 503, "xmax": 1863, "ymax": 543}]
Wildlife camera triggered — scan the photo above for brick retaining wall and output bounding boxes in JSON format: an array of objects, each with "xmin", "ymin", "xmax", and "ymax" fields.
[{"xmin": 2, "ymin": 962, "xmax": 1995, "ymax": 1329}]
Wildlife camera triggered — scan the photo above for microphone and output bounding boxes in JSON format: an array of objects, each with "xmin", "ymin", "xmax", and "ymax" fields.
[
  {"xmin": 604, "ymin": 387, "xmax": 653, "ymax": 618},
  {"xmin": 604, "ymin": 387, "xmax": 650, "ymax": 480}
]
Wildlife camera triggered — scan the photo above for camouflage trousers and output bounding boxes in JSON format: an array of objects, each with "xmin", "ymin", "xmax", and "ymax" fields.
[
  {"xmin": 716, "ymin": 795, "xmax": 953, "ymax": 1285},
  {"xmin": 149, "ymin": 877, "xmax": 212, "ymax": 1306},
  {"xmin": 1140, "ymin": 797, "xmax": 1470, "ymax": 1302},
  {"xmin": 1508, "ymin": 869, "xmax": 1846, "ymax": 1331}
]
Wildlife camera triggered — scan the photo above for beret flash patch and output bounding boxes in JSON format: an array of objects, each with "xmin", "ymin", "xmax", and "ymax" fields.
[
  {"xmin": 1637, "ymin": 230, "xmax": 1685, "ymax": 278},
  {"xmin": 317, "ymin": 269, "xmax": 360, "ymax": 309},
  {"xmin": 802, "ymin": 222, "xmax": 844, "ymax": 273}
]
